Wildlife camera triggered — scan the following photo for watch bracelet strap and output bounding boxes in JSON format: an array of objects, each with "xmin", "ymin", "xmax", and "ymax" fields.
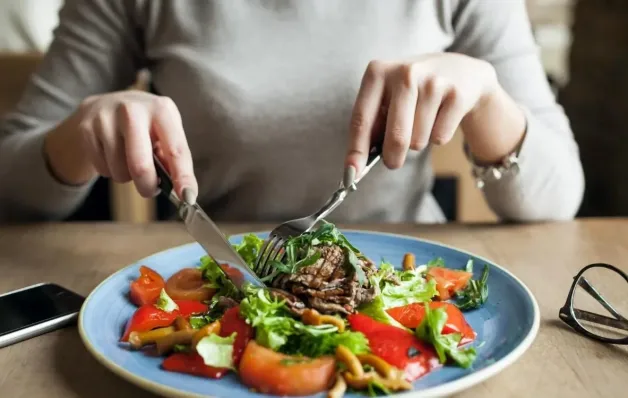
[{"xmin": 464, "ymin": 140, "xmax": 523, "ymax": 189}]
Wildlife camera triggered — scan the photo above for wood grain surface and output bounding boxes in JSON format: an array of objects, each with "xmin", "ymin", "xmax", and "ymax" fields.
[{"xmin": 0, "ymin": 220, "xmax": 626, "ymax": 398}]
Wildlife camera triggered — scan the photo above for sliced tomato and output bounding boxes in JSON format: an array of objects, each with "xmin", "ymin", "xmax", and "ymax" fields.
[
  {"xmin": 120, "ymin": 300, "xmax": 208, "ymax": 342},
  {"xmin": 347, "ymin": 313, "xmax": 440, "ymax": 381},
  {"xmin": 239, "ymin": 341, "xmax": 336, "ymax": 396},
  {"xmin": 386, "ymin": 302, "xmax": 476, "ymax": 345},
  {"xmin": 162, "ymin": 353, "xmax": 228, "ymax": 378},
  {"xmin": 165, "ymin": 268, "xmax": 216, "ymax": 302},
  {"xmin": 219, "ymin": 306, "xmax": 254, "ymax": 366},
  {"xmin": 129, "ymin": 266, "xmax": 166, "ymax": 306},
  {"xmin": 219, "ymin": 263, "xmax": 245, "ymax": 287},
  {"xmin": 426, "ymin": 267, "xmax": 472, "ymax": 300}
]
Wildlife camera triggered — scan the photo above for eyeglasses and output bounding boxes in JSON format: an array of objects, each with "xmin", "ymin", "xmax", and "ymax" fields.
[{"xmin": 559, "ymin": 263, "xmax": 628, "ymax": 345}]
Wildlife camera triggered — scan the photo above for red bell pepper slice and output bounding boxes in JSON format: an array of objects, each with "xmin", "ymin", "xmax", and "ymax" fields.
[
  {"xmin": 120, "ymin": 300, "xmax": 208, "ymax": 342},
  {"xmin": 219, "ymin": 305, "xmax": 254, "ymax": 366},
  {"xmin": 386, "ymin": 302, "xmax": 476, "ymax": 345},
  {"xmin": 129, "ymin": 266, "xmax": 166, "ymax": 307},
  {"xmin": 161, "ymin": 305, "xmax": 254, "ymax": 379},
  {"xmin": 347, "ymin": 313, "xmax": 441, "ymax": 381},
  {"xmin": 176, "ymin": 300, "xmax": 210, "ymax": 317},
  {"xmin": 162, "ymin": 353, "xmax": 228, "ymax": 379}
]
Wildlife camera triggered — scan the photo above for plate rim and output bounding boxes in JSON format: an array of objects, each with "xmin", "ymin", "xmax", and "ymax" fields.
[{"xmin": 78, "ymin": 229, "xmax": 541, "ymax": 398}]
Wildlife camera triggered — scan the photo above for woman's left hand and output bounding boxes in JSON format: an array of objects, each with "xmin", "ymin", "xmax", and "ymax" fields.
[{"xmin": 345, "ymin": 53, "xmax": 504, "ymax": 174}]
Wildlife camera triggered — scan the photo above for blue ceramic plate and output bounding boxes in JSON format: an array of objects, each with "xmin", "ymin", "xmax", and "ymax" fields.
[{"xmin": 79, "ymin": 230, "xmax": 540, "ymax": 398}]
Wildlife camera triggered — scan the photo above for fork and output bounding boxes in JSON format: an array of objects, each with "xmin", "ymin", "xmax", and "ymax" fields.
[{"xmin": 252, "ymin": 143, "xmax": 383, "ymax": 279}]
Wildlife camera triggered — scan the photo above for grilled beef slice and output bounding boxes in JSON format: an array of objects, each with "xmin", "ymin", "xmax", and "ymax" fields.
[{"xmin": 270, "ymin": 244, "xmax": 387, "ymax": 315}]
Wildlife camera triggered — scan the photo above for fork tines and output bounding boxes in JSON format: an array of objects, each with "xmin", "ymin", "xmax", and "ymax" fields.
[{"xmin": 253, "ymin": 235, "xmax": 285, "ymax": 279}]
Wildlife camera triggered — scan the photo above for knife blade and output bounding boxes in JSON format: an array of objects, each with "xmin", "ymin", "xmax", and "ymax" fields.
[{"xmin": 153, "ymin": 155, "xmax": 266, "ymax": 291}]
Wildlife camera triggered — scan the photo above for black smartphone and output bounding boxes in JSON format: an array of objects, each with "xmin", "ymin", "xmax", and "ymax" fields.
[{"xmin": 0, "ymin": 282, "xmax": 85, "ymax": 348}]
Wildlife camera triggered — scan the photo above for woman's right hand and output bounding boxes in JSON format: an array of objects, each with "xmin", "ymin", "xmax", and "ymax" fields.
[{"xmin": 46, "ymin": 91, "xmax": 198, "ymax": 202}]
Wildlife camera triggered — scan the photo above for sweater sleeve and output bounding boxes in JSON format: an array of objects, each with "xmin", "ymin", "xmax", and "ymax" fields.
[
  {"xmin": 0, "ymin": 0, "xmax": 142, "ymax": 222},
  {"xmin": 449, "ymin": 0, "xmax": 585, "ymax": 221}
]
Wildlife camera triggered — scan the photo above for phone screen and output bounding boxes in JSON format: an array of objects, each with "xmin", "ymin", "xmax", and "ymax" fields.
[{"xmin": 0, "ymin": 283, "xmax": 85, "ymax": 337}]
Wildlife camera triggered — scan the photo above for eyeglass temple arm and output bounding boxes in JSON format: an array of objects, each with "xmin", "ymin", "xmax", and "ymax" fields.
[
  {"xmin": 577, "ymin": 277, "xmax": 627, "ymax": 322},
  {"xmin": 572, "ymin": 308, "xmax": 628, "ymax": 332}
]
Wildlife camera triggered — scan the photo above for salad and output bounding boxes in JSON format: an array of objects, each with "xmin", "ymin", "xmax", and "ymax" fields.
[{"xmin": 121, "ymin": 222, "xmax": 489, "ymax": 397}]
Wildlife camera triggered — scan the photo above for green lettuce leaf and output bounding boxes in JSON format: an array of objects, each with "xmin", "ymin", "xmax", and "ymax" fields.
[
  {"xmin": 238, "ymin": 284, "xmax": 367, "ymax": 356},
  {"xmin": 427, "ymin": 257, "xmax": 445, "ymax": 268},
  {"xmin": 196, "ymin": 332, "xmax": 237, "ymax": 369},
  {"xmin": 357, "ymin": 295, "xmax": 408, "ymax": 329},
  {"xmin": 283, "ymin": 329, "xmax": 370, "ymax": 358},
  {"xmin": 154, "ymin": 289, "xmax": 178, "ymax": 312},
  {"xmin": 232, "ymin": 234, "xmax": 265, "ymax": 267},
  {"xmin": 357, "ymin": 261, "xmax": 438, "ymax": 326},
  {"xmin": 199, "ymin": 255, "xmax": 241, "ymax": 302},
  {"xmin": 415, "ymin": 303, "xmax": 477, "ymax": 368},
  {"xmin": 197, "ymin": 233, "xmax": 263, "ymax": 301},
  {"xmin": 375, "ymin": 262, "xmax": 438, "ymax": 308},
  {"xmin": 239, "ymin": 285, "xmax": 298, "ymax": 351}
]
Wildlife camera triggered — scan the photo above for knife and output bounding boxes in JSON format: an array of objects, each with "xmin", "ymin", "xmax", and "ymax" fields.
[{"xmin": 152, "ymin": 155, "xmax": 266, "ymax": 291}]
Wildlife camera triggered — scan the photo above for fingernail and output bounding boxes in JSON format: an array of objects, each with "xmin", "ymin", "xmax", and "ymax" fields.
[
  {"xmin": 343, "ymin": 165, "xmax": 356, "ymax": 190},
  {"xmin": 182, "ymin": 187, "xmax": 197, "ymax": 205}
]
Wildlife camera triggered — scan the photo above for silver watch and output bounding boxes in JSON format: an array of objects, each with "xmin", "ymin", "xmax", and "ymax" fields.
[{"xmin": 464, "ymin": 143, "xmax": 521, "ymax": 189}]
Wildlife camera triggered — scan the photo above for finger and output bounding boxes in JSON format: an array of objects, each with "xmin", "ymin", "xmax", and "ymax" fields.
[
  {"xmin": 382, "ymin": 65, "xmax": 419, "ymax": 169},
  {"xmin": 79, "ymin": 120, "xmax": 111, "ymax": 177},
  {"xmin": 346, "ymin": 60, "xmax": 388, "ymax": 175},
  {"xmin": 105, "ymin": 138, "xmax": 132, "ymax": 183},
  {"xmin": 150, "ymin": 96, "xmax": 198, "ymax": 201},
  {"xmin": 410, "ymin": 77, "xmax": 447, "ymax": 151},
  {"xmin": 430, "ymin": 88, "xmax": 466, "ymax": 145},
  {"xmin": 117, "ymin": 102, "xmax": 159, "ymax": 198},
  {"xmin": 95, "ymin": 113, "xmax": 131, "ymax": 183}
]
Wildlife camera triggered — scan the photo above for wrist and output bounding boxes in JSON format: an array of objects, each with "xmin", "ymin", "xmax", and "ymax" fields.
[
  {"xmin": 461, "ymin": 84, "xmax": 526, "ymax": 165},
  {"xmin": 43, "ymin": 111, "xmax": 98, "ymax": 186}
]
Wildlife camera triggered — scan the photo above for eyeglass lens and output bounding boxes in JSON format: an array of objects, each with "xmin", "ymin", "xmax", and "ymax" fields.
[{"xmin": 572, "ymin": 266, "xmax": 628, "ymax": 341}]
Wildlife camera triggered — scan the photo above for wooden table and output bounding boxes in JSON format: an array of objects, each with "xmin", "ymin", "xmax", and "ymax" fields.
[{"xmin": 0, "ymin": 220, "xmax": 626, "ymax": 398}]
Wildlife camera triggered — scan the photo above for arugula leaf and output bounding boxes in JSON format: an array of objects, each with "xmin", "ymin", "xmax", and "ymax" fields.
[
  {"xmin": 264, "ymin": 221, "xmax": 366, "ymax": 285},
  {"xmin": 155, "ymin": 289, "xmax": 178, "ymax": 312},
  {"xmin": 344, "ymin": 246, "xmax": 366, "ymax": 286},
  {"xmin": 189, "ymin": 302, "xmax": 225, "ymax": 329},
  {"xmin": 196, "ymin": 332, "xmax": 237, "ymax": 369},
  {"xmin": 455, "ymin": 264, "xmax": 489, "ymax": 311},
  {"xmin": 415, "ymin": 303, "xmax": 477, "ymax": 368}
]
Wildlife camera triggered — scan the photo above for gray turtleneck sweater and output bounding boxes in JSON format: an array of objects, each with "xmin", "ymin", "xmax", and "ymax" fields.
[{"xmin": 0, "ymin": 0, "xmax": 584, "ymax": 223}]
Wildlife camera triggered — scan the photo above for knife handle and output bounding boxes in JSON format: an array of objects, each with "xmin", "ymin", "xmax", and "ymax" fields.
[
  {"xmin": 154, "ymin": 154, "xmax": 174, "ymax": 198},
  {"xmin": 366, "ymin": 141, "xmax": 383, "ymax": 167}
]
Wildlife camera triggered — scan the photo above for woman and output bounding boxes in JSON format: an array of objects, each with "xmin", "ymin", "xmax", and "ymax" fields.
[{"xmin": 0, "ymin": 0, "xmax": 584, "ymax": 223}]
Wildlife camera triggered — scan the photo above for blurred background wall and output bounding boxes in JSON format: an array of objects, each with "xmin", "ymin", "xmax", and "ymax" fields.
[{"xmin": 0, "ymin": 0, "xmax": 64, "ymax": 52}]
